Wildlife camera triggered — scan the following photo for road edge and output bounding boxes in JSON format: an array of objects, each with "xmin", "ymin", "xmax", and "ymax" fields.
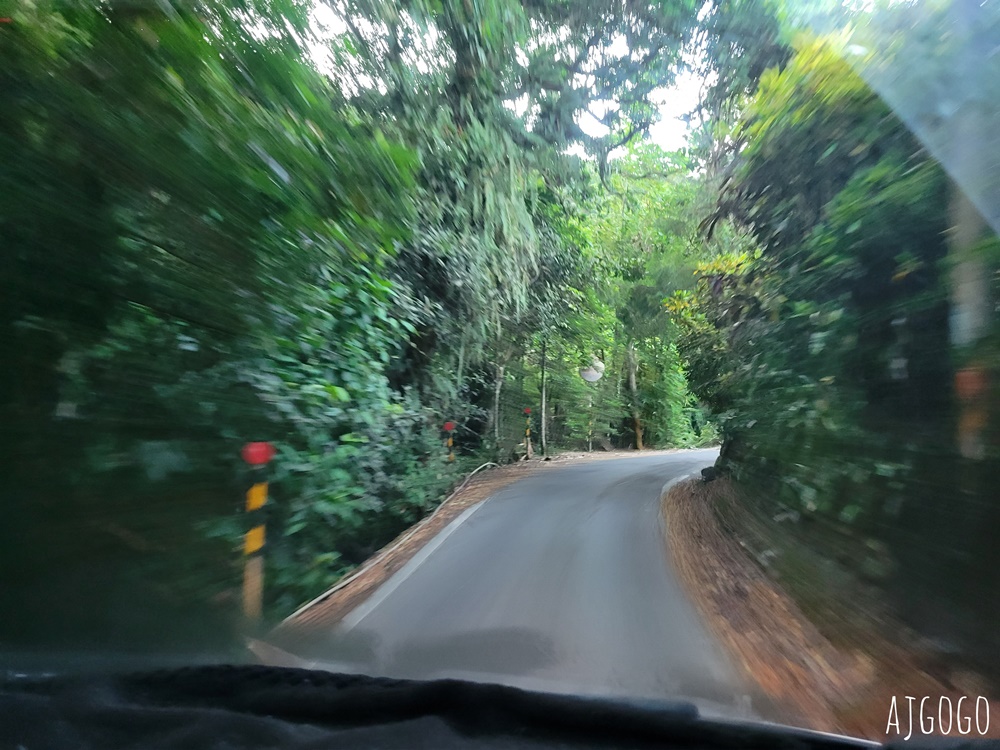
[
  {"xmin": 279, "ymin": 462, "xmax": 500, "ymax": 627},
  {"xmin": 337, "ymin": 501, "xmax": 486, "ymax": 631},
  {"xmin": 268, "ymin": 461, "xmax": 547, "ymax": 643}
]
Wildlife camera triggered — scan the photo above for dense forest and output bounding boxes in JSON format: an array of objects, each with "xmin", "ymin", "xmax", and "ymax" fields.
[{"xmin": 3, "ymin": 0, "xmax": 1000, "ymax": 662}]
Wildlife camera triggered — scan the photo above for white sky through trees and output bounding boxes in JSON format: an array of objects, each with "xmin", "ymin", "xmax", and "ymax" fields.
[{"xmin": 308, "ymin": 3, "xmax": 699, "ymax": 156}]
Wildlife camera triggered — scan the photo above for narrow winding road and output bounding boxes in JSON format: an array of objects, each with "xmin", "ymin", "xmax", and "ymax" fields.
[{"xmin": 284, "ymin": 449, "xmax": 754, "ymax": 717}]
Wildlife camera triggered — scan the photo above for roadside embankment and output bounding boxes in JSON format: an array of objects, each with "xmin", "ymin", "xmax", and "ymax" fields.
[{"xmin": 662, "ymin": 476, "xmax": 1000, "ymax": 741}]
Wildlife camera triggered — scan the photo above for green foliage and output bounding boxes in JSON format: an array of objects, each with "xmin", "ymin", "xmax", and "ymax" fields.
[
  {"xmin": 689, "ymin": 0, "xmax": 791, "ymax": 174},
  {"xmin": 575, "ymin": 144, "xmax": 714, "ymax": 449},
  {"xmin": 675, "ymin": 36, "xmax": 953, "ymax": 534},
  {"xmin": 3, "ymin": 0, "xmax": 723, "ymax": 641},
  {"xmin": 0, "ymin": 0, "xmax": 465, "ymax": 630}
]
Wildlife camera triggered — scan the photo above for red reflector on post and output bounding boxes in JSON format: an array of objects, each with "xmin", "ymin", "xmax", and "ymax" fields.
[
  {"xmin": 242, "ymin": 441, "xmax": 276, "ymax": 465},
  {"xmin": 443, "ymin": 421, "xmax": 456, "ymax": 432}
]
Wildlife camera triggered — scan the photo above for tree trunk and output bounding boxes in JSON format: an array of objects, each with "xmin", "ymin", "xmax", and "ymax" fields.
[
  {"xmin": 492, "ymin": 363, "xmax": 505, "ymax": 444},
  {"xmin": 587, "ymin": 392, "xmax": 593, "ymax": 452},
  {"xmin": 950, "ymin": 183, "xmax": 989, "ymax": 461},
  {"xmin": 627, "ymin": 343, "xmax": 644, "ymax": 450},
  {"xmin": 455, "ymin": 336, "xmax": 466, "ymax": 404},
  {"xmin": 517, "ymin": 351, "xmax": 532, "ymax": 459},
  {"xmin": 948, "ymin": 2, "xmax": 991, "ymax": 458},
  {"xmin": 933, "ymin": 85, "xmax": 997, "ymax": 647},
  {"xmin": 949, "ymin": 190, "xmax": 989, "ymax": 348},
  {"xmin": 540, "ymin": 338, "xmax": 547, "ymax": 455}
]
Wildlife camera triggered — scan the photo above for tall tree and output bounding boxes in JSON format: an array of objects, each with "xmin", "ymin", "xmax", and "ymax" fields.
[{"xmin": 322, "ymin": 0, "xmax": 701, "ymax": 392}]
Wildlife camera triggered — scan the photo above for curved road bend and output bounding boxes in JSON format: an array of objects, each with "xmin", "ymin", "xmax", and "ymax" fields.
[{"xmin": 281, "ymin": 449, "xmax": 757, "ymax": 717}]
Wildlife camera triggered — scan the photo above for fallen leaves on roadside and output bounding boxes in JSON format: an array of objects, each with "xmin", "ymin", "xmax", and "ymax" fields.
[{"xmin": 662, "ymin": 477, "xmax": 1000, "ymax": 741}]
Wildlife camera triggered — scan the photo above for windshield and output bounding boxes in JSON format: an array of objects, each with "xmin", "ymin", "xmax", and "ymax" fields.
[{"xmin": 3, "ymin": 0, "xmax": 999, "ymax": 743}]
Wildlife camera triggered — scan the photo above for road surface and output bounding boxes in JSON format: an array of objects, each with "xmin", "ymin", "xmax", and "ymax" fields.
[{"xmin": 282, "ymin": 449, "xmax": 756, "ymax": 717}]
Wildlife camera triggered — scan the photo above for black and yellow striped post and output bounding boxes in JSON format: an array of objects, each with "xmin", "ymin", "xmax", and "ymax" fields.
[
  {"xmin": 241, "ymin": 441, "xmax": 275, "ymax": 622},
  {"xmin": 443, "ymin": 420, "xmax": 456, "ymax": 462}
]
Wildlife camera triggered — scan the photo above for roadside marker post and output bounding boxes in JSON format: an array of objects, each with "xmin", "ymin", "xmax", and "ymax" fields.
[
  {"xmin": 241, "ymin": 441, "xmax": 275, "ymax": 622},
  {"xmin": 443, "ymin": 421, "xmax": 456, "ymax": 462},
  {"xmin": 956, "ymin": 366, "xmax": 989, "ymax": 460}
]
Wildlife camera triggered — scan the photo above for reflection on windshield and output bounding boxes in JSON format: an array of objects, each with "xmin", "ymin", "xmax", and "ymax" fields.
[{"xmin": 2, "ymin": 0, "xmax": 999, "ymax": 742}]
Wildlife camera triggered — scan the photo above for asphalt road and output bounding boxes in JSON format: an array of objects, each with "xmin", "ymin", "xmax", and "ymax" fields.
[{"xmin": 287, "ymin": 449, "xmax": 755, "ymax": 717}]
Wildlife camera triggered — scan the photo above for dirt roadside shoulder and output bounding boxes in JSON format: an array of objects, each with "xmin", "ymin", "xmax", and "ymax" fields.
[{"xmin": 662, "ymin": 477, "xmax": 1000, "ymax": 741}]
